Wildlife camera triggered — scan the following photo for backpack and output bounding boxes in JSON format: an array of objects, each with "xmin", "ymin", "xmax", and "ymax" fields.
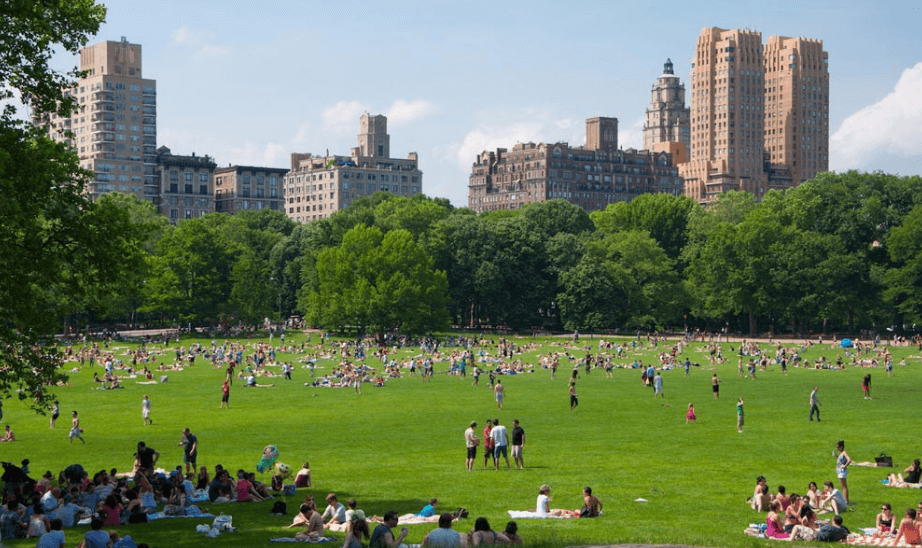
[{"xmin": 270, "ymin": 500, "xmax": 287, "ymax": 515}]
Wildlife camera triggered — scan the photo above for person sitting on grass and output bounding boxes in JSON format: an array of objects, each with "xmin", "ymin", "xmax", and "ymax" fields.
[
  {"xmin": 805, "ymin": 481, "xmax": 822, "ymax": 510},
  {"xmin": 322, "ymin": 493, "xmax": 346, "ymax": 528},
  {"xmin": 287, "ymin": 503, "xmax": 315, "ymax": 529},
  {"xmin": 535, "ymin": 485, "xmax": 577, "ymax": 518},
  {"xmin": 109, "ymin": 529, "xmax": 139, "ymax": 548},
  {"xmin": 468, "ymin": 516, "xmax": 509, "ymax": 546},
  {"xmin": 35, "ymin": 518, "xmax": 65, "ymax": 548},
  {"xmin": 887, "ymin": 459, "xmax": 922, "ymax": 487},
  {"xmin": 749, "ymin": 476, "xmax": 771, "ymax": 512},
  {"xmin": 502, "ymin": 521, "xmax": 522, "ymax": 545},
  {"xmin": 579, "ymin": 486, "xmax": 602, "ymax": 518},
  {"xmin": 893, "ymin": 508, "xmax": 921, "ymax": 546},
  {"xmin": 764, "ymin": 500, "xmax": 789, "ymax": 539},
  {"xmin": 421, "ymin": 512, "xmax": 463, "ymax": 547},
  {"xmin": 208, "ymin": 470, "xmax": 234, "ymax": 503},
  {"xmin": 814, "ymin": 514, "xmax": 850, "ymax": 542},
  {"xmin": 875, "ymin": 503, "xmax": 895, "ymax": 537},
  {"xmin": 342, "ymin": 511, "xmax": 370, "ymax": 548},
  {"xmin": 819, "ymin": 481, "xmax": 846, "ymax": 515},
  {"xmin": 77, "ymin": 517, "xmax": 108, "ymax": 548},
  {"xmin": 293, "ymin": 504, "xmax": 325, "ymax": 541},
  {"xmin": 236, "ymin": 471, "xmax": 264, "ymax": 502},
  {"xmin": 27, "ymin": 503, "xmax": 51, "ymax": 538},
  {"xmin": 294, "ymin": 462, "xmax": 312, "ymax": 488}
]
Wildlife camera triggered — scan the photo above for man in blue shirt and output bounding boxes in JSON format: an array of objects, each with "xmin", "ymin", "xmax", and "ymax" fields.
[
  {"xmin": 82, "ymin": 518, "xmax": 109, "ymax": 548},
  {"xmin": 417, "ymin": 498, "xmax": 437, "ymax": 518}
]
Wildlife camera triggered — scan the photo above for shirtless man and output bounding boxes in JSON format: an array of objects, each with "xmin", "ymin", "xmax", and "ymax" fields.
[
  {"xmin": 494, "ymin": 380, "xmax": 505, "ymax": 410},
  {"xmin": 893, "ymin": 508, "xmax": 921, "ymax": 546},
  {"xmin": 579, "ymin": 486, "xmax": 602, "ymax": 517}
]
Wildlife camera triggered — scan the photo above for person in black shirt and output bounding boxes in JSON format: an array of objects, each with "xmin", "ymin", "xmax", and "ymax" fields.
[{"xmin": 511, "ymin": 420, "xmax": 526, "ymax": 469}]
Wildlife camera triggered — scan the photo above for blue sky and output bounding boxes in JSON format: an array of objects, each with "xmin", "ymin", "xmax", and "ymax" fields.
[{"xmin": 47, "ymin": 0, "xmax": 922, "ymax": 206}]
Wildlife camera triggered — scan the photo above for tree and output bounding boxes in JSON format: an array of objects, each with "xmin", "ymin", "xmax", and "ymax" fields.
[
  {"xmin": 591, "ymin": 193, "xmax": 697, "ymax": 261},
  {"xmin": 306, "ymin": 225, "xmax": 449, "ymax": 336},
  {"xmin": 557, "ymin": 258, "xmax": 627, "ymax": 331},
  {"xmin": 521, "ymin": 199, "xmax": 595, "ymax": 239},
  {"xmin": 85, "ymin": 193, "xmax": 170, "ymax": 323},
  {"xmin": 141, "ymin": 216, "xmax": 236, "ymax": 323},
  {"xmin": 1, "ymin": 0, "xmax": 107, "ymax": 119},
  {"xmin": 0, "ymin": 0, "xmax": 132, "ymax": 411},
  {"xmin": 885, "ymin": 204, "xmax": 922, "ymax": 323}
]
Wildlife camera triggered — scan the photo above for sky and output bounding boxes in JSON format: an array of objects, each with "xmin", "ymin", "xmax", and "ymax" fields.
[{"xmin": 42, "ymin": 0, "xmax": 922, "ymax": 207}]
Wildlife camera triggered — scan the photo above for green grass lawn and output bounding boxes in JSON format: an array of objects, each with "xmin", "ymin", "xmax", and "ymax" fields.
[{"xmin": 1, "ymin": 332, "xmax": 920, "ymax": 547}]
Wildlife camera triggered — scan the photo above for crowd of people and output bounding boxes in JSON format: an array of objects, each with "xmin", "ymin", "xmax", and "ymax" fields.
[{"xmin": 747, "ymin": 443, "xmax": 922, "ymax": 545}]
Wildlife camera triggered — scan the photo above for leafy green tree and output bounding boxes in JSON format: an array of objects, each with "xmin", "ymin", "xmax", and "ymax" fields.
[
  {"xmin": 591, "ymin": 193, "xmax": 697, "ymax": 261},
  {"xmin": 557, "ymin": 258, "xmax": 627, "ymax": 331},
  {"xmin": 521, "ymin": 199, "xmax": 595, "ymax": 239},
  {"xmin": 589, "ymin": 230, "xmax": 688, "ymax": 329},
  {"xmin": 885, "ymin": 204, "xmax": 922, "ymax": 323},
  {"xmin": 87, "ymin": 193, "xmax": 170, "ymax": 323},
  {"xmin": 0, "ymin": 0, "xmax": 135, "ymax": 410},
  {"xmin": 306, "ymin": 225, "xmax": 448, "ymax": 335},
  {"xmin": 373, "ymin": 194, "xmax": 453, "ymax": 241},
  {"xmin": 141, "ymin": 216, "xmax": 237, "ymax": 323}
]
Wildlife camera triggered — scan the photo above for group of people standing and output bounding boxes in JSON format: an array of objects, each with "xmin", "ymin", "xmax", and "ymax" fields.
[{"xmin": 464, "ymin": 419, "xmax": 525, "ymax": 471}]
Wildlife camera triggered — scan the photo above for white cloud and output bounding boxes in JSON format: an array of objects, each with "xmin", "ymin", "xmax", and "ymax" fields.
[
  {"xmin": 170, "ymin": 26, "xmax": 192, "ymax": 45},
  {"xmin": 321, "ymin": 100, "xmax": 369, "ymax": 134},
  {"xmin": 169, "ymin": 26, "xmax": 229, "ymax": 61},
  {"xmin": 292, "ymin": 121, "xmax": 314, "ymax": 146},
  {"xmin": 385, "ymin": 99, "xmax": 439, "ymax": 126},
  {"xmin": 429, "ymin": 110, "xmax": 583, "ymax": 206},
  {"xmin": 618, "ymin": 117, "xmax": 646, "ymax": 150},
  {"xmin": 229, "ymin": 141, "xmax": 289, "ymax": 169},
  {"xmin": 450, "ymin": 110, "xmax": 583, "ymax": 171},
  {"xmin": 831, "ymin": 62, "xmax": 922, "ymax": 171}
]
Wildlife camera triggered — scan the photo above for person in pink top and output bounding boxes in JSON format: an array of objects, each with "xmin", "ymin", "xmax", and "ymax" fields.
[
  {"xmin": 765, "ymin": 501, "xmax": 790, "ymax": 539},
  {"xmin": 237, "ymin": 472, "xmax": 264, "ymax": 502}
]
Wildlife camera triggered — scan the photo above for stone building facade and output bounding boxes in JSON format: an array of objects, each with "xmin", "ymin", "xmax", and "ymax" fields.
[
  {"xmin": 155, "ymin": 147, "xmax": 216, "ymax": 222},
  {"xmin": 214, "ymin": 165, "xmax": 287, "ymax": 215},
  {"xmin": 283, "ymin": 114, "xmax": 422, "ymax": 223},
  {"xmin": 468, "ymin": 117, "xmax": 683, "ymax": 213},
  {"xmin": 643, "ymin": 59, "xmax": 690, "ymax": 163}
]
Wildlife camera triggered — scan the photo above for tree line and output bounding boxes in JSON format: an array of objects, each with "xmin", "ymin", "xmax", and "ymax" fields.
[{"xmin": 93, "ymin": 170, "xmax": 922, "ymax": 340}]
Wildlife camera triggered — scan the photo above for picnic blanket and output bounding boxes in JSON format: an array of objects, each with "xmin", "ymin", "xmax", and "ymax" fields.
[
  {"xmin": 507, "ymin": 510, "xmax": 574, "ymax": 519},
  {"xmin": 268, "ymin": 537, "xmax": 339, "ymax": 543}
]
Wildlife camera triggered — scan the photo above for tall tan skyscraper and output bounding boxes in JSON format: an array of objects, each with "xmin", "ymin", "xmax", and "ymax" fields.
[
  {"xmin": 643, "ymin": 59, "xmax": 690, "ymax": 163},
  {"xmin": 680, "ymin": 27, "xmax": 828, "ymax": 206},
  {"xmin": 763, "ymin": 36, "xmax": 829, "ymax": 188},
  {"xmin": 41, "ymin": 38, "xmax": 157, "ymax": 202},
  {"xmin": 681, "ymin": 28, "xmax": 766, "ymax": 205}
]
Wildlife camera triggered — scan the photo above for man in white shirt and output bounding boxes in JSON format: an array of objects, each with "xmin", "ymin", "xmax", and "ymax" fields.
[{"xmin": 489, "ymin": 418, "xmax": 510, "ymax": 470}]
